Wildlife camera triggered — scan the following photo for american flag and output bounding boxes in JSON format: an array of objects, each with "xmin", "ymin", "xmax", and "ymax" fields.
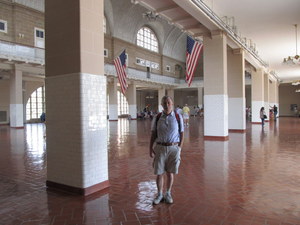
[
  {"xmin": 186, "ymin": 36, "xmax": 203, "ymax": 87},
  {"xmin": 114, "ymin": 50, "xmax": 128, "ymax": 95}
]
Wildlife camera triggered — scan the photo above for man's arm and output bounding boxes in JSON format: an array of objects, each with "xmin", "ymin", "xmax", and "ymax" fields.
[
  {"xmin": 149, "ymin": 131, "xmax": 157, "ymax": 158},
  {"xmin": 179, "ymin": 132, "xmax": 184, "ymax": 149}
]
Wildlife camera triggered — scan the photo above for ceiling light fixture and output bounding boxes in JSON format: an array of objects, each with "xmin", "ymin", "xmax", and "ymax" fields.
[
  {"xmin": 292, "ymin": 80, "xmax": 300, "ymax": 85},
  {"xmin": 143, "ymin": 11, "xmax": 159, "ymax": 22},
  {"xmin": 283, "ymin": 24, "xmax": 300, "ymax": 65}
]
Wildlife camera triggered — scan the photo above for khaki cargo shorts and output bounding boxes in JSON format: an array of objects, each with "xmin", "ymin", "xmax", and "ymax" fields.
[{"xmin": 153, "ymin": 144, "xmax": 181, "ymax": 175}]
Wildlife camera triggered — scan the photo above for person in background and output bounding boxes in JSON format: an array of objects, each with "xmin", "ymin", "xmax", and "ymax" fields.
[
  {"xmin": 273, "ymin": 105, "xmax": 278, "ymax": 121},
  {"xmin": 40, "ymin": 112, "xmax": 46, "ymax": 123},
  {"xmin": 260, "ymin": 107, "xmax": 266, "ymax": 127},
  {"xmin": 182, "ymin": 104, "xmax": 190, "ymax": 126}
]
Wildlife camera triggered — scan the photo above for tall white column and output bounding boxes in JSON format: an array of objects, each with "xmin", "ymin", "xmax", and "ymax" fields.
[
  {"xmin": 264, "ymin": 73, "xmax": 270, "ymax": 121},
  {"xmin": 251, "ymin": 68, "xmax": 264, "ymax": 123},
  {"xmin": 203, "ymin": 32, "xmax": 228, "ymax": 141},
  {"xmin": 10, "ymin": 68, "xmax": 24, "ymax": 128},
  {"xmin": 45, "ymin": 0, "xmax": 108, "ymax": 195},
  {"xmin": 127, "ymin": 83, "xmax": 137, "ymax": 119},
  {"xmin": 197, "ymin": 87, "xmax": 203, "ymax": 109},
  {"xmin": 275, "ymin": 81, "xmax": 279, "ymax": 116},
  {"xmin": 158, "ymin": 88, "xmax": 165, "ymax": 112},
  {"xmin": 269, "ymin": 78, "xmax": 277, "ymax": 111},
  {"xmin": 227, "ymin": 48, "xmax": 246, "ymax": 132},
  {"xmin": 108, "ymin": 78, "xmax": 118, "ymax": 121}
]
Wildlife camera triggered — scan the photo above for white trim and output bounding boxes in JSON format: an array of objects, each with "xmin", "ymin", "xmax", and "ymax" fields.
[
  {"xmin": 204, "ymin": 95, "xmax": 228, "ymax": 137},
  {"xmin": 109, "ymin": 104, "xmax": 118, "ymax": 120},
  {"xmin": 10, "ymin": 104, "xmax": 24, "ymax": 127},
  {"xmin": 129, "ymin": 104, "xmax": 137, "ymax": 119},
  {"xmin": 228, "ymin": 97, "xmax": 246, "ymax": 130},
  {"xmin": 251, "ymin": 101, "xmax": 264, "ymax": 123}
]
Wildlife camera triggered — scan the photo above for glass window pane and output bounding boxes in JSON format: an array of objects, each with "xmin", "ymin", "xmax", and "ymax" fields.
[{"xmin": 136, "ymin": 27, "xmax": 158, "ymax": 52}]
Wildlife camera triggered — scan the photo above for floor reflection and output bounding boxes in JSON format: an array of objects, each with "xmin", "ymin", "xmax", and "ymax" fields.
[{"xmin": 1, "ymin": 117, "xmax": 300, "ymax": 224}]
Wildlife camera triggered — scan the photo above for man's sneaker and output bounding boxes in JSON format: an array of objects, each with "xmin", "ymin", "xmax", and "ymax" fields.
[
  {"xmin": 153, "ymin": 194, "xmax": 164, "ymax": 205},
  {"xmin": 164, "ymin": 192, "xmax": 173, "ymax": 204}
]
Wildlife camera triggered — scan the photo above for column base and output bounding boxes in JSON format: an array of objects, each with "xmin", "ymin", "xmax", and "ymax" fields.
[
  {"xmin": 204, "ymin": 136, "xmax": 229, "ymax": 141},
  {"xmin": 46, "ymin": 180, "xmax": 110, "ymax": 196},
  {"xmin": 229, "ymin": 129, "xmax": 246, "ymax": 133},
  {"xmin": 10, "ymin": 126, "xmax": 24, "ymax": 129}
]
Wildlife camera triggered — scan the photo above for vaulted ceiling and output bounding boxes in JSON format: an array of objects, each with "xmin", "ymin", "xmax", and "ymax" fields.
[{"xmin": 134, "ymin": 0, "xmax": 300, "ymax": 83}]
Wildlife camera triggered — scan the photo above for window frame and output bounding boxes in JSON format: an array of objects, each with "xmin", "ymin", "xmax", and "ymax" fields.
[
  {"xmin": 26, "ymin": 86, "xmax": 45, "ymax": 121},
  {"xmin": 136, "ymin": 27, "xmax": 159, "ymax": 53},
  {"xmin": 34, "ymin": 27, "xmax": 45, "ymax": 48},
  {"xmin": 0, "ymin": 20, "xmax": 7, "ymax": 33}
]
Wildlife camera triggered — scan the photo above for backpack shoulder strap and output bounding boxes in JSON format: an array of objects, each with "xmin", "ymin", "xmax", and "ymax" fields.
[
  {"xmin": 155, "ymin": 112, "xmax": 162, "ymax": 127},
  {"xmin": 175, "ymin": 112, "xmax": 181, "ymax": 132}
]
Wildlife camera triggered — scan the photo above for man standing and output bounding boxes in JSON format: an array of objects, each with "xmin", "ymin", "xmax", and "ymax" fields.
[{"xmin": 149, "ymin": 96, "xmax": 184, "ymax": 205}]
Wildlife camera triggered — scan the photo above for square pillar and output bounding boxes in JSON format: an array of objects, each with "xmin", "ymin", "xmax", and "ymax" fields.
[
  {"xmin": 45, "ymin": 0, "xmax": 109, "ymax": 195},
  {"xmin": 264, "ymin": 73, "xmax": 270, "ymax": 121},
  {"xmin": 203, "ymin": 32, "xmax": 228, "ymax": 141},
  {"xmin": 197, "ymin": 87, "xmax": 203, "ymax": 109},
  {"xmin": 10, "ymin": 68, "xmax": 24, "ymax": 128},
  {"xmin": 269, "ymin": 78, "xmax": 278, "ymax": 112},
  {"xmin": 167, "ymin": 88, "xmax": 174, "ymax": 101},
  {"xmin": 126, "ymin": 83, "xmax": 137, "ymax": 119},
  {"xmin": 108, "ymin": 78, "xmax": 118, "ymax": 121},
  {"xmin": 227, "ymin": 48, "xmax": 246, "ymax": 132},
  {"xmin": 251, "ymin": 68, "xmax": 264, "ymax": 123},
  {"xmin": 158, "ymin": 88, "xmax": 166, "ymax": 112}
]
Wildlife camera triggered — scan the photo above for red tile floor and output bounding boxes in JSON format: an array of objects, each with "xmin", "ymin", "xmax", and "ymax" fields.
[{"xmin": 1, "ymin": 117, "xmax": 300, "ymax": 225}]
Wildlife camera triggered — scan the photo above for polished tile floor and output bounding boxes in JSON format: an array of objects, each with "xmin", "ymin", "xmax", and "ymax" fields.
[{"xmin": 1, "ymin": 117, "xmax": 300, "ymax": 225}]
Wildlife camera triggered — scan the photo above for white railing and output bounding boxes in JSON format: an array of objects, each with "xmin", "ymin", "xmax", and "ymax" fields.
[
  {"xmin": 191, "ymin": 0, "xmax": 272, "ymax": 71},
  {"xmin": 105, "ymin": 64, "xmax": 185, "ymax": 86},
  {"xmin": 0, "ymin": 40, "xmax": 44, "ymax": 65}
]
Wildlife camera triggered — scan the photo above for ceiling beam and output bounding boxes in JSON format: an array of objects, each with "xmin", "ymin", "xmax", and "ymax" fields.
[
  {"xmin": 156, "ymin": 5, "xmax": 179, "ymax": 14},
  {"xmin": 172, "ymin": 15, "xmax": 192, "ymax": 23},
  {"xmin": 182, "ymin": 23, "xmax": 205, "ymax": 30}
]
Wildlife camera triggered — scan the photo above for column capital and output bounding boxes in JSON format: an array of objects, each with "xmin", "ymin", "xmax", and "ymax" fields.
[
  {"xmin": 211, "ymin": 29, "xmax": 225, "ymax": 38},
  {"xmin": 232, "ymin": 48, "xmax": 244, "ymax": 55}
]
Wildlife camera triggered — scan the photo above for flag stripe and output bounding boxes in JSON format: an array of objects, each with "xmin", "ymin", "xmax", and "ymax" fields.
[
  {"xmin": 114, "ymin": 50, "xmax": 128, "ymax": 95},
  {"xmin": 186, "ymin": 44, "xmax": 203, "ymax": 85},
  {"xmin": 186, "ymin": 36, "xmax": 203, "ymax": 87}
]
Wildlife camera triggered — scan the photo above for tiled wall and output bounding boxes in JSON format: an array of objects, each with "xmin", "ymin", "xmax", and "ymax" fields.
[{"xmin": 46, "ymin": 73, "xmax": 108, "ymax": 188}]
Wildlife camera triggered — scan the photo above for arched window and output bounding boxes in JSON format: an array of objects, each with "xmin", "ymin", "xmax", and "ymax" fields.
[
  {"xmin": 117, "ymin": 91, "xmax": 129, "ymax": 115},
  {"xmin": 137, "ymin": 27, "xmax": 158, "ymax": 52},
  {"xmin": 26, "ymin": 86, "xmax": 45, "ymax": 121}
]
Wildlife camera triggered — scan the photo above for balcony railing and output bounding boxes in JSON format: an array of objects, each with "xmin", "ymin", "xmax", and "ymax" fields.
[
  {"xmin": 105, "ymin": 64, "xmax": 183, "ymax": 86},
  {"xmin": 0, "ymin": 40, "xmax": 45, "ymax": 65}
]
